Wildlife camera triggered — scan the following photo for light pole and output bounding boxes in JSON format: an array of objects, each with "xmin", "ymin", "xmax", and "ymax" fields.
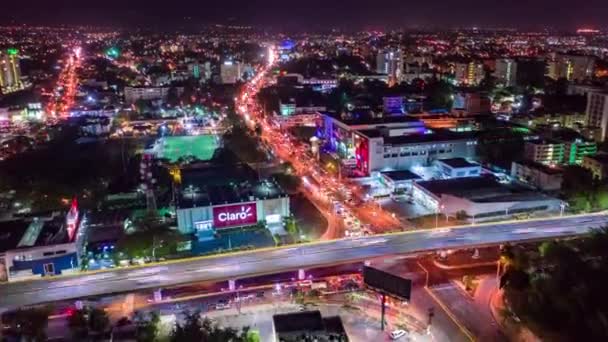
[{"xmin": 560, "ymin": 201, "xmax": 567, "ymax": 217}]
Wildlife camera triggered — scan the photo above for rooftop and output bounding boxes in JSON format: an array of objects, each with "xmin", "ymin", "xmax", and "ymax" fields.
[
  {"xmin": 273, "ymin": 311, "xmax": 325, "ymax": 333},
  {"xmin": 0, "ymin": 216, "xmax": 69, "ymax": 254},
  {"xmin": 513, "ymin": 160, "xmax": 564, "ymax": 175},
  {"xmin": 416, "ymin": 176, "xmax": 555, "ymax": 203},
  {"xmin": 178, "ymin": 164, "xmax": 287, "ymax": 209},
  {"xmin": 322, "ymin": 111, "xmax": 421, "ymax": 127},
  {"xmin": 381, "ymin": 170, "xmax": 422, "ymax": 182},
  {"xmin": 438, "ymin": 158, "xmax": 479, "ymax": 169}
]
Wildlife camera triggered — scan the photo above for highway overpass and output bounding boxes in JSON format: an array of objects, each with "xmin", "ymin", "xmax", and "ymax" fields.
[{"xmin": 1, "ymin": 214, "xmax": 606, "ymax": 310}]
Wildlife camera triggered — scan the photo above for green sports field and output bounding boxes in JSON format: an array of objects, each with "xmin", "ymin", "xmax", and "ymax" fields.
[{"xmin": 156, "ymin": 135, "xmax": 219, "ymax": 162}]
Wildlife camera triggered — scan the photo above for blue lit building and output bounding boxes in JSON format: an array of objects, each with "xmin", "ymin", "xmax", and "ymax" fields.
[{"xmin": 0, "ymin": 201, "xmax": 83, "ymax": 282}]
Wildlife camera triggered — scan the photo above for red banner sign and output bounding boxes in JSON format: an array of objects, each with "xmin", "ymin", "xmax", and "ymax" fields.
[{"xmin": 213, "ymin": 203, "xmax": 257, "ymax": 228}]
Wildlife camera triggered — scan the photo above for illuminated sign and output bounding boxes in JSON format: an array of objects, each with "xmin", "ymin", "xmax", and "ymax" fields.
[
  {"xmin": 65, "ymin": 198, "xmax": 79, "ymax": 241},
  {"xmin": 194, "ymin": 220, "xmax": 213, "ymax": 231},
  {"xmin": 212, "ymin": 203, "xmax": 257, "ymax": 228}
]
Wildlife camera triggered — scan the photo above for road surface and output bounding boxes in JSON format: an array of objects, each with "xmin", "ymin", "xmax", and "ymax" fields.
[{"xmin": 0, "ymin": 214, "xmax": 606, "ymax": 310}]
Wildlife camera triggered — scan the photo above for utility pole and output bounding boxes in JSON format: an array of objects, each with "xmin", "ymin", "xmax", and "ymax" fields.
[{"xmin": 380, "ymin": 294, "xmax": 387, "ymax": 331}]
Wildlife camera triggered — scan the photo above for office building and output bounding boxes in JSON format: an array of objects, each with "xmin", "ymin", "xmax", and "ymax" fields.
[
  {"xmin": 320, "ymin": 112, "xmax": 478, "ymax": 175},
  {"xmin": 376, "ymin": 49, "xmax": 403, "ymax": 84},
  {"xmin": 220, "ymin": 60, "xmax": 242, "ymax": 84},
  {"xmin": 124, "ymin": 86, "xmax": 171, "ymax": 104},
  {"xmin": 586, "ymin": 91, "xmax": 608, "ymax": 141},
  {"xmin": 0, "ymin": 48, "xmax": 23, "ymax": 94},
  {"xmin": 494, "ymin": 59, "xmax": 517, "ymax": 87},
  {"xmin": 524, "ymin": 140, "xmax": 565, "ymax": 166},
  {"xmin": 511, "ymin": 160, "xmax": 563, "ymax": 191}
]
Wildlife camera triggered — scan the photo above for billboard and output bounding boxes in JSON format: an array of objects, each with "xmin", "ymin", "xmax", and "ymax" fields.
[
  {"xmin": 212, "ymin": 203, "xmax": 257, "ymax": 229},
  {"xmin": 363, "ymin": 266, "xmax": 412, "ymax": 301}
]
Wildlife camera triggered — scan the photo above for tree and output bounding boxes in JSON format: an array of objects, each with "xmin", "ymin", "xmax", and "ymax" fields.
[
  {"xmin": 68, "ymin": 307, "xmax": 110, "ymax": 340},
  {"xmin": 88, "ymin": 307, "xmax": 110, "ymax": 337},
  {"xmin": 501, "ymin": 227, "xmax": 608, "ymax": 340},
  {"xmin": 425, "ymin": 78, "xmax": 454, "ymax": 110},
  {"xmin": 68, "ymin": 309, "xmax": 90, "ymax": 340},
  {"xmin": 169, "ymin": 312, "xmax": 252, "ymax": 342},
  {"xmin": 134, "ymin": 311, "xmax": 160, "ymax": 342},
  {"xmin": 8, "ymin": 307, "xmax": 51, "ymax": 342}
]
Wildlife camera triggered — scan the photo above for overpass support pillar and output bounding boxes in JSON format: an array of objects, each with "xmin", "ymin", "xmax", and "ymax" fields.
[
  {"xmin": 472, "ymin": 248, "xmax": 480, "ymax": 259},
  {"xmin": 153, "ymin": 289, "xmax": 162, "ymax": 303},
  {"xmin": 228, "ymin": 279, "xmax": 236, "ymax": 291},
  {"xmin": 298, "ymin": 269, "xmax": 306, "ymax": 281}
]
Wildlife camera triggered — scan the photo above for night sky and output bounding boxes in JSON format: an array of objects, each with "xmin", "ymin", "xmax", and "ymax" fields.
[{"xmin": 2, "ymin": 0, "xmax": 608, "ymax": 30}]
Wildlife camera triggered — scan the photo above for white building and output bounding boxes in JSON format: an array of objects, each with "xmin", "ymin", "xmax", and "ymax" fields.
[
  {"xmin": 412, "ymin": 177, "xmax": 561, "ymax": 221},
  {"xmin": 220, "ymin": 61, "xmax": 242, "ymax": 84},
  {"xmin": 436, "ymin": 158, "xmax": 481, "ymax": 179},
  {"xmin": 321, "ymin": 113, "xmax": 478, "ymax": 175},
  {"xmin": 511, "ymin": 160, "xmax": 563, "ymax": 191},
  {"xmin": 124, "ymin": 86, "xmax": 171, "ymax": 104}
]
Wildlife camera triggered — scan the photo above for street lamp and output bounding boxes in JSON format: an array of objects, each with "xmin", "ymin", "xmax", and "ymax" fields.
[{"xmin": 435, "ymin": 203, "xmax": 445, "ymax": 228}]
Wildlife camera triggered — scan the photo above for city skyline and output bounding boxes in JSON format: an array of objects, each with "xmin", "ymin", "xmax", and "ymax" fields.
[{"xmin": 1, "ymin": 0, "xmax": 608, "ymax": 30}]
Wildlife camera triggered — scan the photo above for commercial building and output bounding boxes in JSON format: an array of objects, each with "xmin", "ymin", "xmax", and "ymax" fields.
[
  {"xmin": 220, "ymin": 60, "xmax": 242, "ymax": 84},
  {"xmin": 412, "ymin": 176, "xmax": 562, "ymax": 221},
  {"xmin": 320, "ymin": 112, "xmax": 478, "ymax": 175},
  {"xmin": 436, "ymin": 158, "xmax": 481, "ymax": 179},
  {"xmin": 124, "ymin": 86, "xmax": 171, "ymax": 104},
  {"xmin": 175, "ymin": 164, "xmax": 290, "ymax": 239},
  {"xmin": 582, "ymin": 154, "xmax": 608, "ymax": 180},
  {"xmin": 586, "ymin": 91, "xmax": 608, "ymax": 142},
  {"xmin": 0, "ymin": 200, "xmax": 83, "ymax": 282},
  {"xmin": 494, "ymin": 59, "xmax": 517, "ymax": 87},
  {"xmin": 511, "ymin": 160, "xmax": 563, "ymax": 191},
  {"xmin": 0, "ymin": 48, "xmax": 23, "ymax": 94}
]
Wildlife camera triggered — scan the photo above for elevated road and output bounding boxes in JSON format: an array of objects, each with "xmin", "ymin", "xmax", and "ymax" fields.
[{"xmin": 1, "ymin": 214, "xmax": 606, "ymax": 310}]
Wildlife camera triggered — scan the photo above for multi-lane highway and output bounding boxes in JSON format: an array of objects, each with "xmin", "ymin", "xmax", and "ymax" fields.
[{"xmin": 0, "ymin": 214, "xmax": 606, "ymax": 310}]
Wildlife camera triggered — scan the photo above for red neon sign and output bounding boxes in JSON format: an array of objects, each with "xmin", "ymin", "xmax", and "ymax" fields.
[{"xmin": 212, "ymin": 203, "xmax": 257, "ymax": 229}]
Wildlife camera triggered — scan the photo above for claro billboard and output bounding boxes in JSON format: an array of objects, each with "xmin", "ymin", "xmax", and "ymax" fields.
[{"xmin": 212, "ymin": 203, "xmax": 258, "ymax": 229}]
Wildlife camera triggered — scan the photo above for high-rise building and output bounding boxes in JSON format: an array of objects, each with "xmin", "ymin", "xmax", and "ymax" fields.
[
  {"xmin": 548, "ymin": 54, "xmax": 595, "ymax": 81},
  {"xmin": 376, "ymin": 49, "xmax": 403, "ymax": 84},
  {"xmin": 494, "ymin": 59, "xmax": 517, "ymax": 87},
  {"xmin": 586, "ymin": 92, "xmax": 608, "ymax": 142},
  {"xmin": 453, "ymin": 61, "xmax": 484, "ymax": 86},
  {"xmin": 0, "ymin": 48, "xmax": 23, "ymax": 94},
  {"xmin": 220, "ymin": 61, "xmax": 242, "ymax": 84}
]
